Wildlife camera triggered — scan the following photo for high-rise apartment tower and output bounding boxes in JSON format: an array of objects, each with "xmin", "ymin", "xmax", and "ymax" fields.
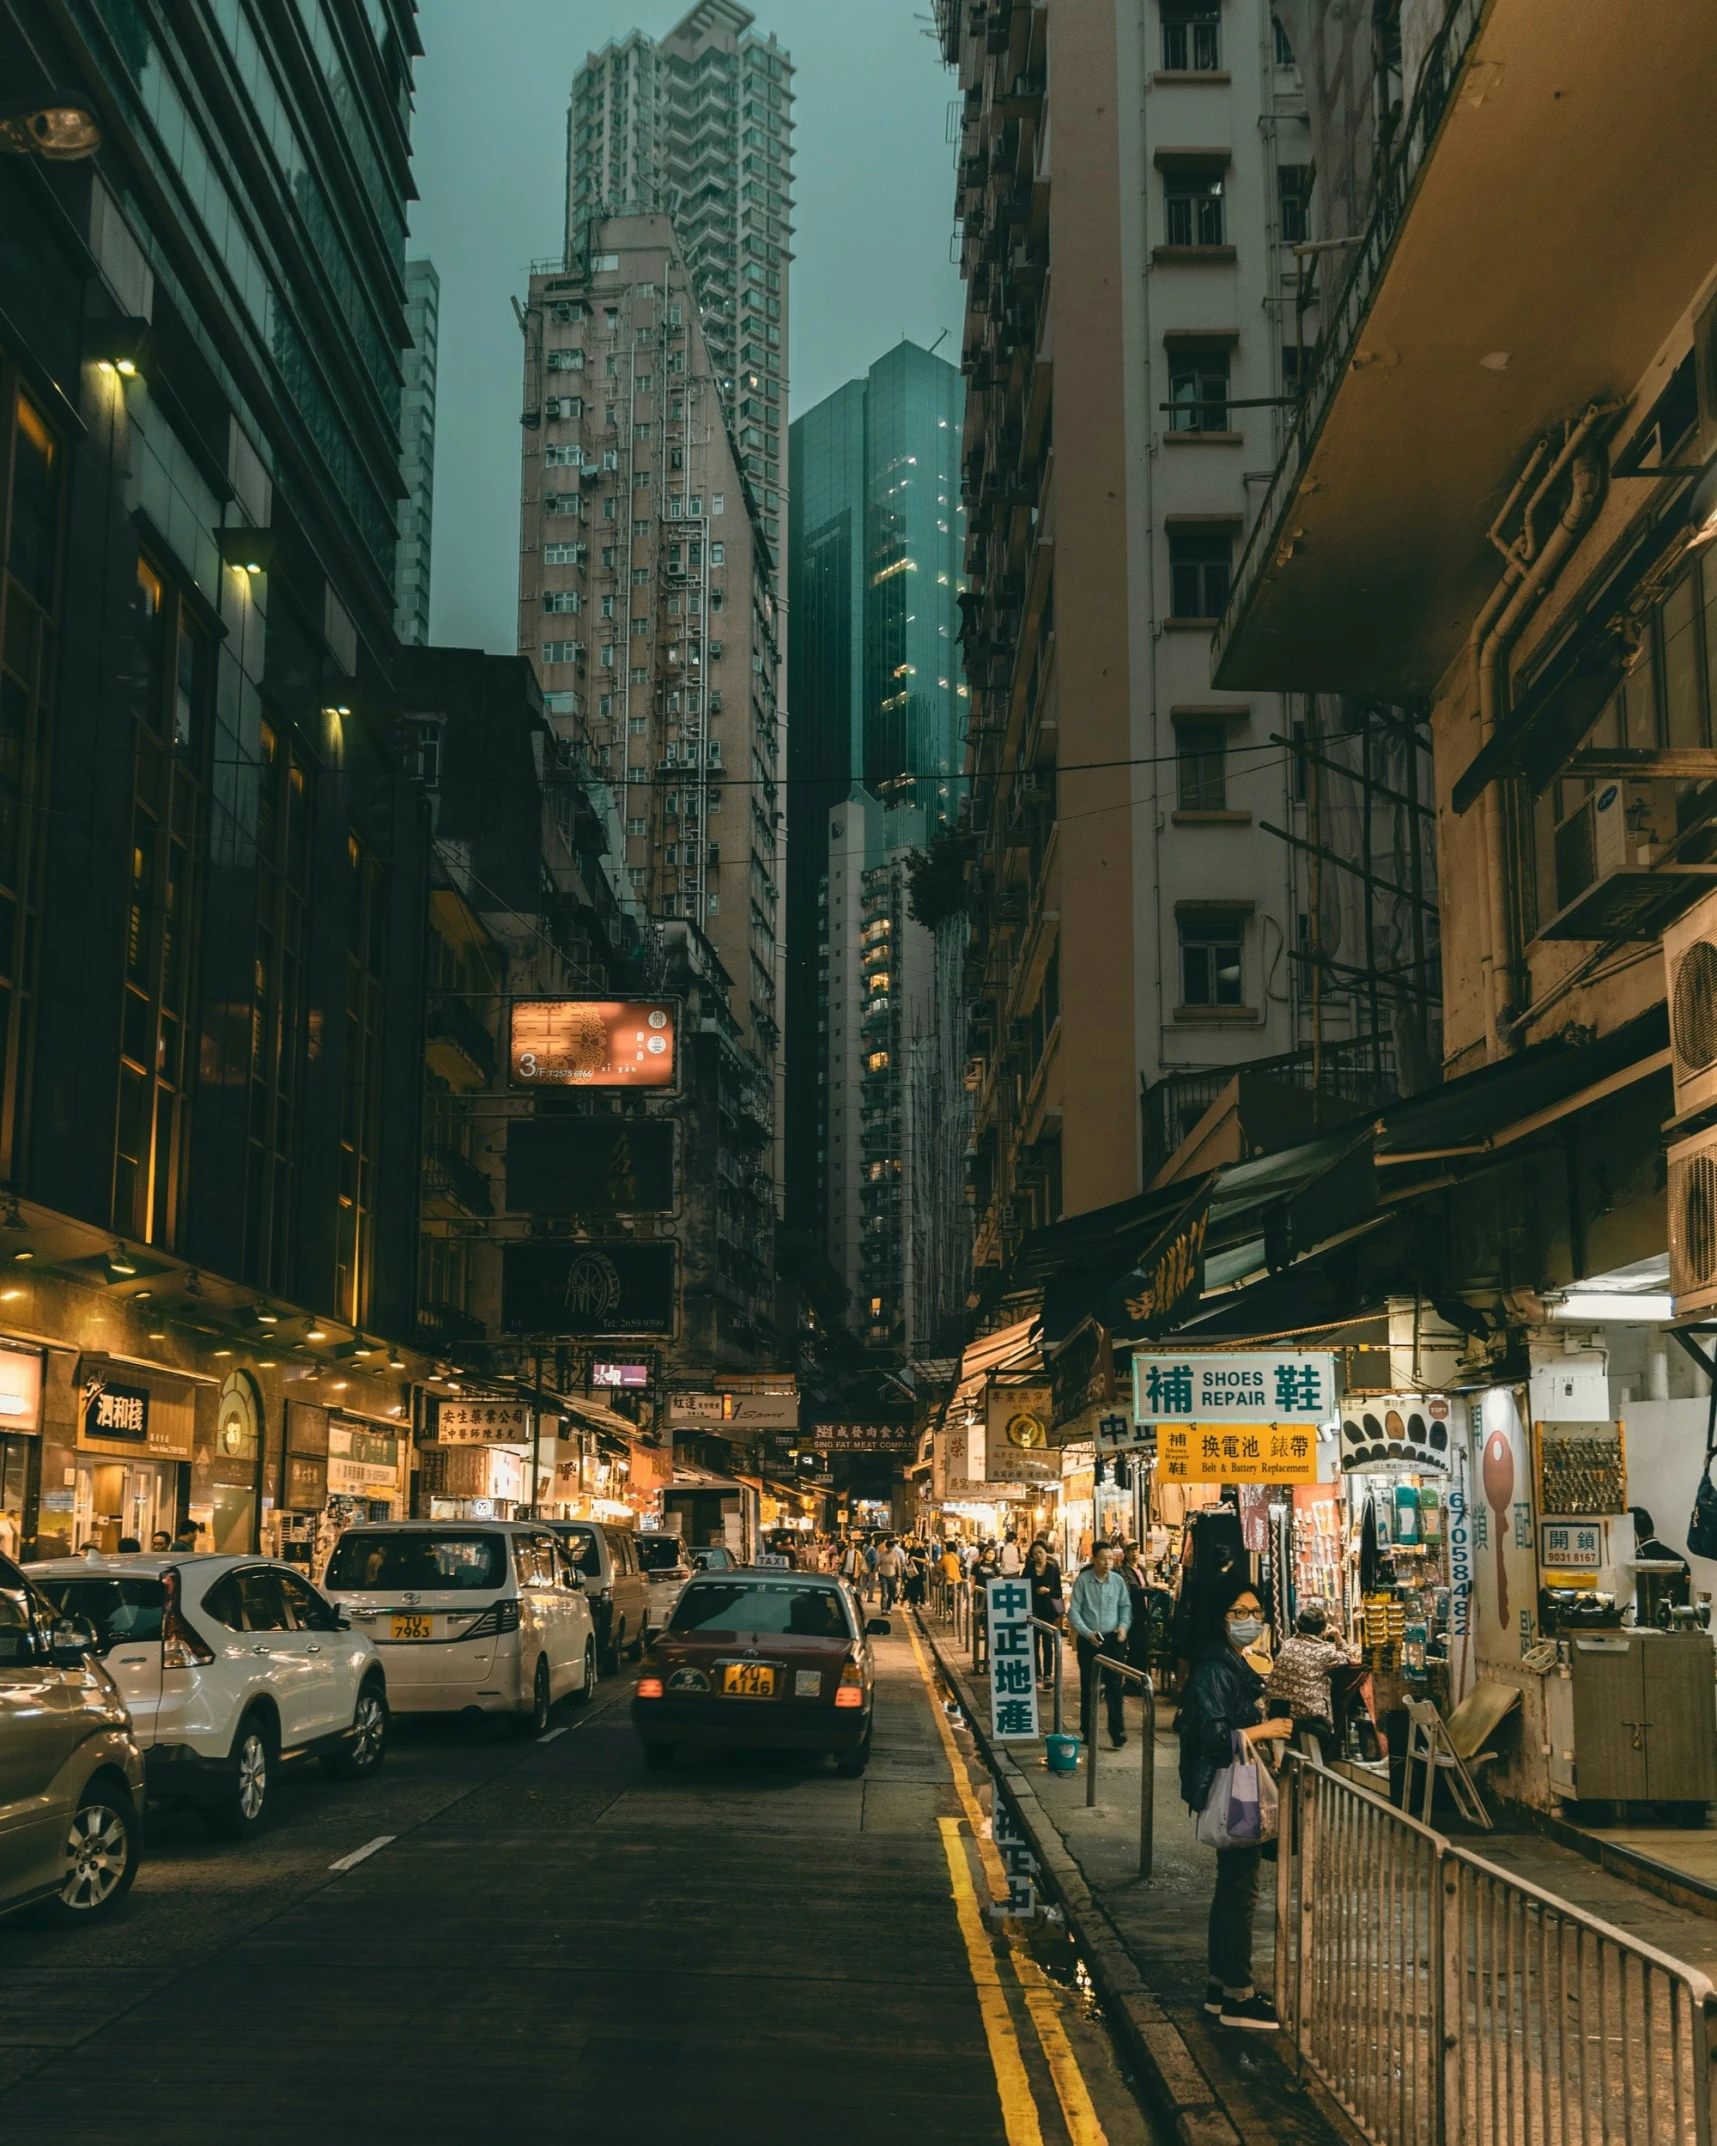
[
  {"xmin": 567, "ymin": 2, "xmax": 792, "ymax": 564},
  {"xmin": 395, "ymin": 256, "xmax": 439, "ymax": 644}
]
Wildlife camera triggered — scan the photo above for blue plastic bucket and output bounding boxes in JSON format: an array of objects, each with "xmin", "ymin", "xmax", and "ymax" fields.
[{"xmin": 1045, "ymin": 1731, "xmax": 1081, "ymax": 1774}]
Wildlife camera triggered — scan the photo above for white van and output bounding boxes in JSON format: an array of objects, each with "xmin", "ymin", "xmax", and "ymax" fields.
[{"xmin": 322, "ymin": 1522, "xmax": 596, "ymax": 1734}]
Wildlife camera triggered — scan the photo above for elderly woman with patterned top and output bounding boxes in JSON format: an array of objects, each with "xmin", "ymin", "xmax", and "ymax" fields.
[{"xmin": 1177, "ymin": 1571, "xmax": 1293, "ymax": 2033}]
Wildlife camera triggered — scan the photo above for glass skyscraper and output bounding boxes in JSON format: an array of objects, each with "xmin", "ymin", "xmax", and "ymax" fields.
[{"xmin": 786, "ymin": 341, "xmax": 966, "ymax": 1349}]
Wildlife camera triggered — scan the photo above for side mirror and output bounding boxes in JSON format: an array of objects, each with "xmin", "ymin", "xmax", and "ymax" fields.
[
  {"xmin": 50, "ymin": 1617, "xmax": 99, "ymax": 1669},
  {"xmin": 866, "ymin": 1618, "xmax": 892, "ymax": 1637},
  {"xmin": 334, "ymin": 1608, "xmax": 352, "ymax": 1631}
]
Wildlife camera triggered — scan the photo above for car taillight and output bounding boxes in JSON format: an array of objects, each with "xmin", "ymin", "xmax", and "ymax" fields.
[
  {"xmin": 461, "ymin": 1599, "xmax": 521, "ymax": 1639},
  {"xmin": 161, "ymin": 1566, "xmax": 215, "ymax": 1668},
  {"xmin": 835, "ymin": 1660, "xmax": 864, "ymax": 1709},
  {"xmin": 636, "ymin": 1675, "xmax": 664, "ymax": 1699}
]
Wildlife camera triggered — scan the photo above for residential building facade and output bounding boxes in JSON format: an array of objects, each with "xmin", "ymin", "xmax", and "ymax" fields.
[
  {"xmin": 515, "ymin": 215, "xmax": 783, "ymax": 1374},
  {"xmin": 940, "ymin": 0, "xmax": 1438, "ymax": 1307},
  {"xmin": 395, "ymin": 256, "xmax": 439, "ymax": 644},
  {"xmin": 566, "ymin": 0, "xmax": 792, "ymax": 563}
]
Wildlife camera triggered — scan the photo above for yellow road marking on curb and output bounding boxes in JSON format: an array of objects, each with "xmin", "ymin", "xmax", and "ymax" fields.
[
  {"xmin": 912, "ymin": 1616, "xmax": 1110, "ymax": 2146},
  {"xmin": 940, "ymin": 1816, "xmax": 1045, "ymax": 2146}
]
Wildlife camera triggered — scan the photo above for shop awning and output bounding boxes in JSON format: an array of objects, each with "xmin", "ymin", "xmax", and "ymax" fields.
[
  {"xmin": 951, "ymin": 1315, "xmax": 1041, "ymax": 1404},
  {"xmin": 671, "ymin": 1463, "xmax": 742, "ymax": 1493}
]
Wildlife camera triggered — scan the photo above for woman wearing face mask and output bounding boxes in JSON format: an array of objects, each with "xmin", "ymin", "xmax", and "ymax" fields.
[{"xmin": 1177, "ymin": 1573, "xmax": 1293, "ymax": 2031}]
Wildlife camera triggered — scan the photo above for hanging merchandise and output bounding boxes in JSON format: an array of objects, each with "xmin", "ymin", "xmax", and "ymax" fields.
[{"xmin": 1393, "ymin": 1480, "xmax": 1421, "ymax": 1546}]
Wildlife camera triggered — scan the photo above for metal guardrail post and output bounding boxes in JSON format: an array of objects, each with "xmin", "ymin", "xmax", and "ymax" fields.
[
  {"xmin": 1026, "ymin": 1614, "xmax": 1063, "ymax": 1735},
  {"xmin": 1431, "ymin": 1842, "xmax": 1453, "ymax": 2146},
  {"xmin": 1276, "ymin": 1758, "xmax": 1298, "ymax": 2072},
  {"xmin": 1094, "ymin": 1651, "xmax": 1155, "ymax": 1876}
]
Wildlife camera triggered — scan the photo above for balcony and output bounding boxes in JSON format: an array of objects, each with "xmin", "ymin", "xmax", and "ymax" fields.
[
  {"xmin": 422, "ymin": 1143, "xmax": 493, "ymax": 1220},
  {"xmin": 1213, "ymin": 0, "xmax": 1717, "ymax": 699},
  {"xmin": 426, "ymin": 997, "xmax": 496, "ymax": 1092}
]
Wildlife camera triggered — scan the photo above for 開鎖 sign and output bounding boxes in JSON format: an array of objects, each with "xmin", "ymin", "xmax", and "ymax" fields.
[
  {"xmin": 1158, "ymin": 1423, "xmax": 1320, "ymax": 1485},
  {"xmin": 1133, "ymin": 1352, "xmax": 1335, "ymax": 1425},
  {"xmin": 509, "ymin": 999, "xmax": 676, "ymax": 1089},
  {"xmin": 1541, "ymin": 1521, "xmax": 1603, "ymax": 1570},
  {"xmin": 985, "ymin": 1577, "xmax": 1040, "ymax": 1743}
]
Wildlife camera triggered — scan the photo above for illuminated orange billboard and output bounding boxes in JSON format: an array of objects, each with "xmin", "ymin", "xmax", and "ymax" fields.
[{"xmin": 509, "ymin": 1000, "xmax": 677, "ymax": 1088}]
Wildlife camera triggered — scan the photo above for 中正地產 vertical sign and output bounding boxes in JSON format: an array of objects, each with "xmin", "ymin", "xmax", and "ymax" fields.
[{"xmin": 986, "ymin": 1577, "xmax": 1039, "ymax": 1742}]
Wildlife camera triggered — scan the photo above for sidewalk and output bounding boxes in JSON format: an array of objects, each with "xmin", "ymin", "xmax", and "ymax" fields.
[
  {"xmin": 919, "ymin": 1612, "xmax": 1717, "ymax": 2146},
  {"xmin": 919, "ymin": 1614, "xmax": 1360, "ymax": 2146}
]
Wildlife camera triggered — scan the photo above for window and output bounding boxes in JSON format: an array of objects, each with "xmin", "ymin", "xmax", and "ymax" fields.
[
  {"xmin": 543, "ymin": 590, "xmax": 580, "ymax": 613},
  {"xmin": 1162, "ymin": 0, "xmax": 1220, "ymax": 70},
  {"xmin": 1168, "ymin": 529, "xmax": 1233, "ymax": 619},
  {"xmin": 627, "ymin": 816, "xmax": 647, "ymax": 836},
  {"xmin": 629, "ymin": 715, "xmax": 647, "ymax": 735},
  {"xmin": 1165, "ymin": 165, "xmax": 1226, "ymax": 247},
  {"xmin": 710, "ymin": 541, "xmax": 725, "ymax": 565},
  {"xmin": 541, "ymin": 639, "xmax": 582, "ymax": 664},
  {"xmin": 1278, "ymin": 164, "xmax": 1311, "ymax": 245},
  {"xmin": 1179, "ymin": 911, "xmax": 1244, "ymax": 1008},
  {"xmin": 544, "ymin": 542, "xmax": 582, "ymax": 565},
  {"xmin": 1175, "ymin": 722, "xmax": 1228, "ymax": 810},
  {"xmin": 631, "ymin": 567, "xmax": 650, "ymax": 586},
  {"xmin": 1168, "ymin": 344, "xmax": 1231, "ymax": 432},
  {"xmin": 1272, "ymin": 12, "xmax": 1295, "ymax": 65},
  {"xmin": 117, "ymin": 556, "xmax": 211, "ymax": 1248}
]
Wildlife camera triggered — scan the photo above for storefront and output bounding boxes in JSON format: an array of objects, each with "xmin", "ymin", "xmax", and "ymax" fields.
[
  {"xmin": 69, "ymin": 1354, "xmax": 199, "ymax": 1553},
  {"xmin": 272, "ymin": 1397, "xmax": 410, "ymax": 1566},
  {"xmin": 0, "ymin": 1342, "xmax": 44, "ymax": 1562}
]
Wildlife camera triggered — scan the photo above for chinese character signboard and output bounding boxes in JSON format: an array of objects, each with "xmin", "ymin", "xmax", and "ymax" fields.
[
  {"xmin": 1049, "ymin": 1322, "xmax": 1114, "ymax": 1441},
  {"xmin": 1159, "ymin": 1424, "xmax": 1320, "ymax": 1485},
  {"xmin": 434, "ymin": 1399, "xmax": 532, "ymax": 1446},
  {"xmin": 506, "ymin": 1117, "xmax": 676, "ymax": 1214},
  {"xmin": 985, "ymin": 1385, "xmax": 1057, "ymax": 1482},
  {"xmin": 501, "ymin": 1242, "xmax": 678, "ymax": 1337},
  {"xmin": 812, "ymin": 1423, "xmax": 918, "ymax": 1453},
  {"xmin": 81, "ymin": 1375, "xmax": 149, "ymax": 1445},
  {"xmin": 592, "ymin": 1362, "xmax": 650, "ymax": 1389},
  {"xmin": 1133, "ymin": 1352, "xmax": 1335, "ymax": 1425},
  {"xmin": 1540, "ymin": 1521, "xmax": 1603, "ymax": 1570},
  {"xmin": 985, "ymin": 1578, "xmax": 1040, "ymax": 1742},
  {"xmin": 509, "ymin": 999, "xmax": 677, "ymax": 1089}
]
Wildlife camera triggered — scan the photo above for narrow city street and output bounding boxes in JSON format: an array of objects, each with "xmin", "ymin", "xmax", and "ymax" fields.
[{"xmin": 0, "ymin": 1628, "xmax": 1161, "ymax": 2145}]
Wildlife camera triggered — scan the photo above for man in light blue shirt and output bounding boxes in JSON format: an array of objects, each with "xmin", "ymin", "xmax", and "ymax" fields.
[{"xmin": 1067, "ymin": 1544, "xmax": 1133, "ymax": 1748}]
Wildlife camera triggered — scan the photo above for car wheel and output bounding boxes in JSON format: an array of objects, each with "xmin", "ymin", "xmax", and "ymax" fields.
[
  {"xmin": 834, "ymin": 1725, "xmax": 874, "ymax": 1779},
  {"xmin": 569, "ymin": 1639, "xmax": 597, "ymax": 1707},
  {"xmin": 25, "ymin": 1783, "xmax": 141, "ymax": 1926},
  {"xmin": 322, "ymin": 1678, "xmax": 389, "ymax": 1780},
  {"xmin": 204, "ymin": 1713, "xmax": 275, "ymax": 1840},
  {"xmin": 513, "ymin": 1654, "xmax": 552, "ymax": 1738},
  {"xmin": 642, "ymin": 1742, "xmax": 676, "ymax": 1771}
]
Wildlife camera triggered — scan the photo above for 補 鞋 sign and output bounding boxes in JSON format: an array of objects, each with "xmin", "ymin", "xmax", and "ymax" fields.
[{"xmin": 1132, "ymin": 1352, "xmax": 1335, "ymax": 1426}]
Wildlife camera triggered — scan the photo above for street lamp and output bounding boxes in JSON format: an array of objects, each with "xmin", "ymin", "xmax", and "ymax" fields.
[{"xmin": 0, "ymin": 93, "xmax": 101, "ymax": 161}]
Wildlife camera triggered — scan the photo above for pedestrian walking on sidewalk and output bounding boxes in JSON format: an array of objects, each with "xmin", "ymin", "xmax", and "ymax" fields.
[
  {"xmin": 1178, "ymin": 1573, "xmax": 1294, "ymax": 2033},
  {"xmin": 998, "ymin": 1533, "xmax": 1023, "ymax": 1575},
  {"xmin": 1067, "ymin": 1544, "xmax": 1132, "ymax": 1748},
  {"xmin": 875, "ymin": 1538, "xmax": 904, "ymax": 1611},
  {"xmin": 1026, "ymin": 1541, "xmax": 1063, "ymax": 1685}
]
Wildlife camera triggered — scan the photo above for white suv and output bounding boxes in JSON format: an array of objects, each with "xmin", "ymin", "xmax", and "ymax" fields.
[
  {"xmin": 28, "ymin": 1553, "xmax": 389, "ymax": 1840},
  {"xmin": 321, "ymin": 1521, "xmax": 596, "ymax": 1733}
]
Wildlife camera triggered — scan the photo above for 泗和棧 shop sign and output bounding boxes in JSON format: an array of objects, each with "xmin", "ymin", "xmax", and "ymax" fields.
[{"xmin": 1133, "ymin": 1353, "xmax": 1335, "ymax": 1426}]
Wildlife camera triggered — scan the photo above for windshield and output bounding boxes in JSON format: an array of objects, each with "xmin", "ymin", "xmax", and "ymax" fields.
[
  {"xmin": 552, "ymin": 1526, "xmax": 601, "ymax": 1577},
  {"xmin": 690, "ymin": 1547, "xmax": 734, "ymax": 1571},
  {"xmin": 31, "ymin": 1575, "xmax": 164, "ymax": 1647},
  {"xmin": 669, "ymin": 1581, "xmax": 852, "ymax": 1639},
  {"xmin": 637, "ymin": 1537, "xmax": 686, "ymax": 1573},
  {"xmin": 324, "ymin": 1532, "xmax": 508, "ymax": 1592}
]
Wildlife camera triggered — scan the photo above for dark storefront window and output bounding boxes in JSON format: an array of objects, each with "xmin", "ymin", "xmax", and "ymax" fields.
[
  {"xmin": 244, "ymin": 720, "xmax": 313, "ymax": 1288},
  {"xmin": 0, "ymin": 377, "xmax": 57, "ymax": 1182},
  {"xmin": 336, "ymin": 835, "xmax": 386, "ymax": 1324},
  {"xmin": 115, "ymin": 558, "xmax": 209, "ymax": 1246}
]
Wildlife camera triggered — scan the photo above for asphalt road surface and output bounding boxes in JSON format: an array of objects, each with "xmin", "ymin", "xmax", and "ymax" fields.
[{"xmin": 0, "ymin": 1622, "xmax": 1164, "ymax": 2145}]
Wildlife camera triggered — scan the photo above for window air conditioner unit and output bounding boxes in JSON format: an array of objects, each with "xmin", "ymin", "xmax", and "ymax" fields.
[
  {"xmin": 1669, "ymin": 1121, "xmax": 1717, "ymax": 1316},
  {"xmin": 1541, "ymin": 776, "xmax": 1712, "ymax": 942},
  {"xmin": 1665, "ymin": 884, "xmax": 1717, "ymax": 1121}
]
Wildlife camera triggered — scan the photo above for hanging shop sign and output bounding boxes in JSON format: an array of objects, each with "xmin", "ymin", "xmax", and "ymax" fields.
[
  {"xmin": 628, "ymin": 1439, "xmax": 673, "ymax": 1491},
  {"xmin": 506, "ymin": 1117, "xmax": 676, "ymax": 1214},
  {"xmin": 1337, "ymin": 1393, "xmax": 1453, "ymax": 1472},
  {"xmin": 76, "ymin": 1359, "xmax": 195, "ymax": 1461},
  {"xmin": 1133, "ymin": 1352, "xmax": 1336, "ymax": 1426},
  {"xmin": 985, "ymin": 1577, "xmax": 1041, "ymax": 1742},
  {"xmin": 984, "ymin": 1385, "xmax": 1057, "ymax": 1482},
  {"xmin": 1540, "ymin": 1520, "xmax": 1604, "ymax": 1571},
  {"xmin": 1090, "ymin": 1186, "xmax": 1211, "ymax": 1340},
  {"xmin": 592, "ymin": 1362, "xmax": 650, "ymax": 1389},
  {"xmin": 0, "ymin": 1342, "xmax": 42, "ymax": 1431},
  {"xmin": 501, "ymin": 1242, "xmax": 678, "ymax": 1337},
  {"xmin": 1158, "ymin": 1423, "xmax": 1320, "ymax": 1486},
  {"xmin": 670, "ymin": 1390, "xmax": 799, "ymax": 1430},
  {"xmin": 1049, "ymin": 1322, "xmax": 1115, "ymax": 1442},
  {"xmin": 1094, "ymin": 1408, "xmax": 1154, "ymax": 1457},
  {"xmin": 435, "ymin": 1398, "xmax": 532, "ymax": 1445},
  {"xmin": 327, "ymin": 1422, "xmax": 402, "ymax": 1496},
  {"xmin": 509, "ymin": 999, "xmax": 677, "ymax": 1090},
  {"xmin": 812, "ymin": 1423, "xmax": 918, "ymax": 1453}
]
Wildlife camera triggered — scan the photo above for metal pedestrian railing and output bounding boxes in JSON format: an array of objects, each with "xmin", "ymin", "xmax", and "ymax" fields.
[
  {"xmin": 1276, "ymin": 1754, "xmax": 1717, "ymax": 2145},
  {"xmin": 1091, "ymin": 1652, "xmax": 1157, "ymax": 1880}
]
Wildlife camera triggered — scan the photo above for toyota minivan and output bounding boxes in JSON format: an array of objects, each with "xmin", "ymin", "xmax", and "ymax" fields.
[{"xmin": 322, "ymin": 1522, "xmax": 596, "ymax": 1734}]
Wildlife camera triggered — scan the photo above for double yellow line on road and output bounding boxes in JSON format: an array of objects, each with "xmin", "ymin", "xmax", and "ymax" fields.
[{"xmin": 905, "ymin": 1615, "xmax": 1108, "ymax": 2146}]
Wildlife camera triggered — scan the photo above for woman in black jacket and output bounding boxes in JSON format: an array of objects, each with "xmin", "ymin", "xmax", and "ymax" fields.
[{"xmin": 1176, "ymin": 1570, "xmax": 1292, "ymax": 2032}]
